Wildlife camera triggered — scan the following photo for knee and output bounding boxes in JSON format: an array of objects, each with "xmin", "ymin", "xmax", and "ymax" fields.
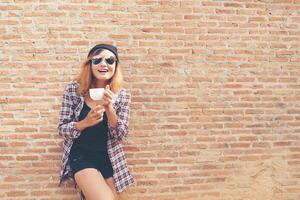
[{"xmin": 80, "ymin": 187, "xmax": 115, "ymax": 200}]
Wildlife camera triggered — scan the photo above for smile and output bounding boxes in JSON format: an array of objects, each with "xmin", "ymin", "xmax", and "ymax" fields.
[{"xmin": 98, "ymin": 69, "xmax": 108, "ymax": 73}]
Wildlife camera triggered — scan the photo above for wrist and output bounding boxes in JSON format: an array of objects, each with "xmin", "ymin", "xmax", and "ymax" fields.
[
  {"xmin": 104, "ymin": 104, "xmax": 114, "ymax": 112},
  {"xmin": 75, "ymin": 119, "xmax": 88, "ymax": 131}
]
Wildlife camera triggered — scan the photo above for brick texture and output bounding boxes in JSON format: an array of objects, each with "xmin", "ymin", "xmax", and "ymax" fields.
[{"xmin": 1, "ymin": 0, "xmax": 300, "ymax": 200}]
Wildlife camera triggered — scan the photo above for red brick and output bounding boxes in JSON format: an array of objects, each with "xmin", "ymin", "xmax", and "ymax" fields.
[
  {"xmin": 1, "ymin": 1, "xmax": 299, "ymax": 199},
  {"xmin": 6, "ymin": 191, "xmax": 28, "ymax": 197}
]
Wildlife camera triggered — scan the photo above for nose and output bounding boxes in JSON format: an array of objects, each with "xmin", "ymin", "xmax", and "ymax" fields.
[
  {"xmin": 99, "ymin": 59, "xmax": 107, "ymax": 66},
  {"xmin": 99, "ymin": 58, "xmax": 106, "ymax": 65}
]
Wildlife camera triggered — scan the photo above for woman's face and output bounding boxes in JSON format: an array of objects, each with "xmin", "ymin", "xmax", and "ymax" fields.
[{"xmin": 91, "ymin": 49, "xmax": 117, "ymax": 82}]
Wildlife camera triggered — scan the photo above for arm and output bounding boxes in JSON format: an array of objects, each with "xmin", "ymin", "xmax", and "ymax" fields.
[
  {"xmin": 105, "ymin": 104, "xmax": 118, "ymax": 129},
  {"xmin": 107, "ymin": 89, "xmax": 131, "ymax": 141},
  {"xmin": 75, "ymin": 120, "xmax": 89, "ymax": 131},
  {"xmin": 58, "ymin": 85, "xmax": 105, "ymax": 139},
  {"xmin": 58, "ymin": 86, "xmax": 81, "ymax": 140}
]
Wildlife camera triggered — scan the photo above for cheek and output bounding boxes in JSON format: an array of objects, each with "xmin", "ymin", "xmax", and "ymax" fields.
[
  {"xmin": 91, "ymin": 67, "xmax": 98, "ymax": 76},
  {"xmin": 110, "ymin": 65, "xmax": 116, "ymax": 74}
]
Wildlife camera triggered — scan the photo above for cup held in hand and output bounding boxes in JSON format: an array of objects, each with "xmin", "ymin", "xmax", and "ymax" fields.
[{"xmin": 89, "ymin": 88, "xmax": 104, "ymax": 101}]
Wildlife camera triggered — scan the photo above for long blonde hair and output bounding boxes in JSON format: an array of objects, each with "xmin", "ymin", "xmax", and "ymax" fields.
[{"xmin": 75, "ymin": 49, "xmax": 123, "ymax": 95}]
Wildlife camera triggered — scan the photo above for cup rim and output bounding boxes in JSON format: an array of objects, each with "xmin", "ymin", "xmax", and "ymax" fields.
[{"xmin": 89, "ymin": 88, "xmax": 104, "ymax": 90}]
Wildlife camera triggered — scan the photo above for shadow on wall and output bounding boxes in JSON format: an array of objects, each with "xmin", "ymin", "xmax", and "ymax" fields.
[{"xmin": 223, "ymin": 158, "xmax": 288, "ymax": 200}]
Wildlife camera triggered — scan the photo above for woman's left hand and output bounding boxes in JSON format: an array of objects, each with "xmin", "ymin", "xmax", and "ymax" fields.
[
  {"xmin": 102, "ymin": 85, "xmax": 118, "ymax": 128},
  {"xmin": 102, "ymin": 85, "xmax": 114, "ymax": 108}
]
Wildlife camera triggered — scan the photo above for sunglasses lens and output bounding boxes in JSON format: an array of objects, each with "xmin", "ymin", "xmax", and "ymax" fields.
[
  {"xmin": 91, "ymin": 57, "xmax": 115, "ymax": 65},
  {"xmin": 91, "ymin": 58, "xmax": 101, "ymax": 65},
  {"xmin": 106, "ymin": 58, "xmax": 115, "ymax": 65}
]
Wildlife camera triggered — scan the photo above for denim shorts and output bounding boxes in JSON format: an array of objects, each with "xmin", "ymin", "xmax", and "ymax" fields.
[{"xmin": 69, "ymin": 147, "xmax": 113, "ymax": 179}]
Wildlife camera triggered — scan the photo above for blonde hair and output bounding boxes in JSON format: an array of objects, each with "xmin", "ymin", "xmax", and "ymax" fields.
[{"xmin": 75, "ymin": 50, "xmax": 123, "ymax": 96}]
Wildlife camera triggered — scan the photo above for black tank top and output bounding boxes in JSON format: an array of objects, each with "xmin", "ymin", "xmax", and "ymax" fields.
[{"xmin": 72, "ymin": 101, "xmax": 109, "ymax": 153}]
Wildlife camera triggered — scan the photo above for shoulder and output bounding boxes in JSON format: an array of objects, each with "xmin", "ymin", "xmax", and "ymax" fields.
[
  {"xmin": 65, "ymin": 82, "xmax": 79, "ymax": 92},
  {"xmin": 64, "ymin": 82, "xmax": 80, "ymax": 97}
]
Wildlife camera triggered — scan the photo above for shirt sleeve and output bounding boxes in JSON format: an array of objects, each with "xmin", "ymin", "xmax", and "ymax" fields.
[
  {"xmin": 58, "ymin": 85, "xmax": 81, "ymax": 140},
  {"xmin": 108, "ymin": 89, "xmax": 131, "ymax": 141}
]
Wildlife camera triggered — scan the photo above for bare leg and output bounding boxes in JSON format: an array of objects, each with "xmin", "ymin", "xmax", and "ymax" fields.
[
  {"xmin": 105, "ymin": 177, "xmax": 118, "ymax": 200},
  {"xmin": 75, "ymin": 168, "xmax": 114, "ymax": 200}
]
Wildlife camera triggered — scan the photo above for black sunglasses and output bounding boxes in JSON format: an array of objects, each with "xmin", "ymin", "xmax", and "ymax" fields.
[{"xmin": 91, "ymin": 56, "xmax": 116, "ymax": 65}]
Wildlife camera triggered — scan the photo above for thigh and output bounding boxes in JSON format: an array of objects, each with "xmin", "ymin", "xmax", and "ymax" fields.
[
  {"xmin": 105, "ymin": 177, "xmax": 118, "ymax": 200},
  {"xmin": 75, "ymin": 168, "xmax": 114, "ymax": 200}
]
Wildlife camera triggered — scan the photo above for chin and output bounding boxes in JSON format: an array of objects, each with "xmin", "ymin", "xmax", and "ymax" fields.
[{"xmin": 96, "ymin": 76, "xmax": 112, "ymax": 81}]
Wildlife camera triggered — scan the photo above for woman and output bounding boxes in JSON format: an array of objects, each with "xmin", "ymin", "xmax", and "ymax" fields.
[{"xmin": 58, "ymin": 44, "xmax": 134, "ymax": 200}]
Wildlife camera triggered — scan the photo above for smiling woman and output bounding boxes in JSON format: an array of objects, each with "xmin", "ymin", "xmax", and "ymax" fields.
[
  {"xmin": 58, "ymin": 44, "xmax": 134, "ymax": 200},
  {"xmin": 76, "ymin": 44, "xmax": 123, "ymax": 95}
]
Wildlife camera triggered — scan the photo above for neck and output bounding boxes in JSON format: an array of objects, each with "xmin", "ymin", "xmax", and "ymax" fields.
[{"xmin": 93, "ymin": 80, "xmax": 108, "ymax": 88}]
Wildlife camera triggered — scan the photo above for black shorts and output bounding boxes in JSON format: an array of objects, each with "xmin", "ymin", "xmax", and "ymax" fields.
[{"xmin": 69, "ymin": 147, "xmax": 113, "ymax": 179}]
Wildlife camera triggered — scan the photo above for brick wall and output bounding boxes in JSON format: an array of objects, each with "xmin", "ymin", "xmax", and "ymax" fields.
[{"xmin": 1, "ymin": 0, "xmax": 300, "ymax": 199}]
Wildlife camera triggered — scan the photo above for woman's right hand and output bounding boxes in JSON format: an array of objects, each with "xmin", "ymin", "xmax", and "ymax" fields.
[
  {"xmin": 75, "ymin": 105, "xmax": 105, "ymax": 131},
  {"xmin": 84, "ymin": 105, "xmax": 105, "ymax": 127}
]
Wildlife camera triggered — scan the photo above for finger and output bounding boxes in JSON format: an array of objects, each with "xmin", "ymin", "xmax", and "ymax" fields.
[
  {"xmin": 103, "ymin": 89, "xmax": 112, "ymax": 98},
  {"xmin": 94, "ymin": 100, "xmax": 103, "ymax": 105},
  {"xmin": 96, "ymin": 117, "xmax": 103, "ymax": 123},
  {"xmin": 93, "ymin": 109, "xmax": 104, "ymax": 117},
  {"xmin": 107, "ymin": 89, "xmax": 114, "ymax": 96},
  {"xmin": 95, "ymin": 112, "xmax": 104, "ymax": 119},
  {"xmin": 89, "ymin": 109, "xmax": 97, "ymax": 117},
  {"xmin": 105, "ymin": 85, "xmax": 115, "ymax": 97},
  {"xmin": 103, "ymin": 98, "xmax": 112, "ymax": 104},
  {"xmin": 101, "ymin": 101, "xmax": 107, "ymax": 106},
  {"xmin": 104, "ymin": 90, "xmax": 112, "ymax": 96},
  {"xmin": 102, "ymin": 97, "xmax": 110, "ymax": 103},
  {"xmin": 91, "ymin": 111, "xmax": 100, "ymax": 119},
  {"xmin": 93, "ymin": 111, "xmax": 103, "ymax": 120},
  {"xmin": 103, "ymin": 92, "xmax": 113, "ymax": 101},
  {"xmin": 101, "ymin": 98, "xmax": 110, "ymax": 106},
  {"xmin": 90, "ymin": 108, "xmax": 103, "ymax": 118},
  {"xmin": 94, "ymin": 104, "xmax": 103, "ymax": 109},
  {"xmin": 93, "ymin": 105, "xmax": 104, "ymax": 112}
]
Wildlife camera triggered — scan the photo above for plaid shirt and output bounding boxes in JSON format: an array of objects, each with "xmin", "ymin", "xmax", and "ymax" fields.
[{"xmin": 58, "ymin": 82, "xmax": 134, "ymax": 193}]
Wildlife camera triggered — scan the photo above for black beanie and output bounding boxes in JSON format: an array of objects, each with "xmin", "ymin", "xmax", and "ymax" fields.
[{"xmin": 87, "ymin": 44, "xmax": 119, "ymax": 62}]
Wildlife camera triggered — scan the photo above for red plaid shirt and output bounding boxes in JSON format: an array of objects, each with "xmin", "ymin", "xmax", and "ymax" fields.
[{"xmin": 58, "ymin": 82, "xmax": 134, "ymax": 193}]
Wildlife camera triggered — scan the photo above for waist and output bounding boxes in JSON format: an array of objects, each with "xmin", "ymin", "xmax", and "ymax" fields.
[
  {"xmin": 73, "ymin": 126, "xmax": 108, "ymax": 152},
  {"xmin": 70, "ymin": 144, "xmax": 109, "ymax": 158}
]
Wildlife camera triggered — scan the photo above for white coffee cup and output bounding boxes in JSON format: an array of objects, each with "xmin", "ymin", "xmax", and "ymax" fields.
[{"xmin": 89, "ymin": 88, "xmax": 104, "ymax": 101}]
